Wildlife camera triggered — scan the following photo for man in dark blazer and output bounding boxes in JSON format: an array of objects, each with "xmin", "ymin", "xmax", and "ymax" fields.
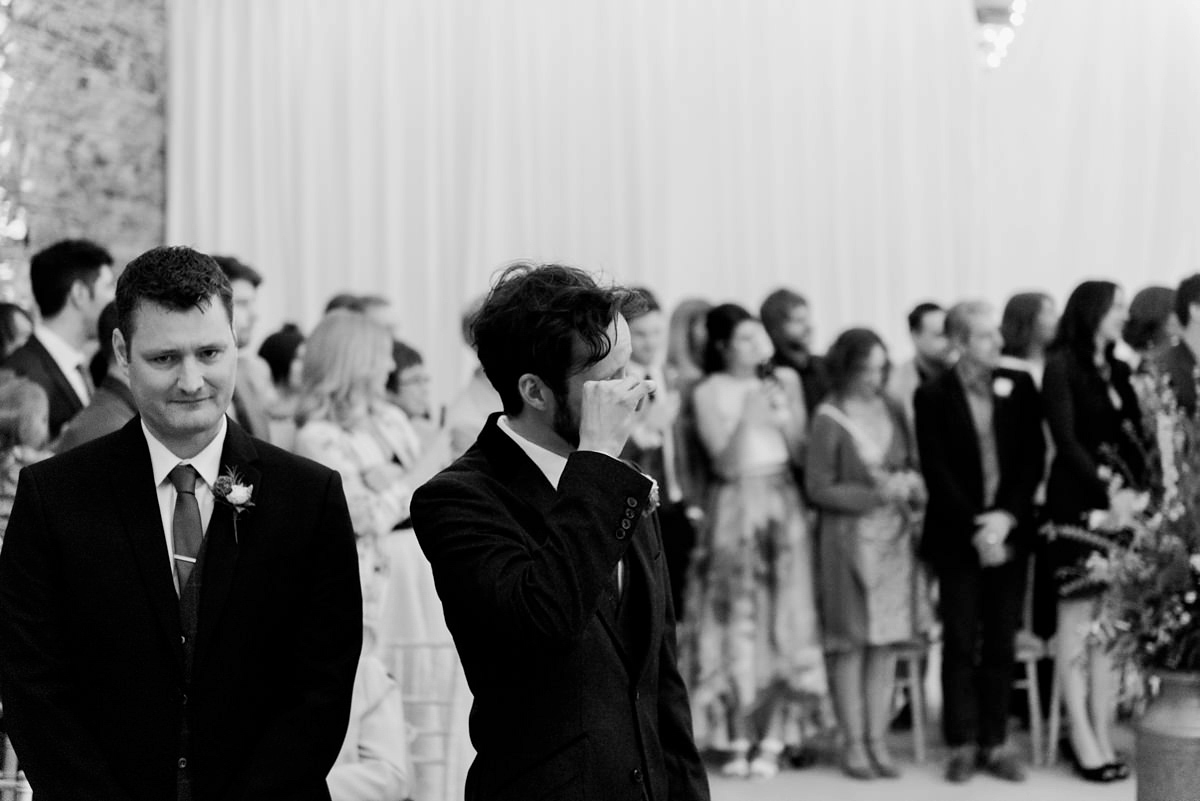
[
  {"xmin": 411, "ymin": 263, "xmax": 709, "ymax": 801},
  {"xmin": 56, "ymin": 302, "xmax": 137, "ymax": 451},
  {"xmin": 0, "ymin": 246, "xmax": 362, "ymax": 801},
  {"xmin": 915, "ymin": 300, "xmax": 1045, "ymax": 785},
  {"xmin": 4, "ymin": 239, "xmax": 116, "ymax": 439}
]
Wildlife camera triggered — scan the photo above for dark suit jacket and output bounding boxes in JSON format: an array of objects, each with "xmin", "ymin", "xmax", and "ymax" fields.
[
  {"xmin": 0, "ymin": 417, "xmax": 362, "ymax": 801},
  {"xmin": 4, "ymin": 334, "xmax": 85, "ymax": 439},
  {"xmin": 1159, "ymin": 341, "xmax": 1197, "ymax": 419},
  {"xmin": 55, "ymin": 375, "xmax": 137, "ymax": 452},
  {"xmin": 914, "ymin": 366, "xmax": 1045, "ymax": 568},
  {"xmin": 1043, "ymin": 348, "xmax": 1146, "ymax": 522},
  {"xmin": 411, "ymin": 414, "xmax": 709, "ymax": 801}
]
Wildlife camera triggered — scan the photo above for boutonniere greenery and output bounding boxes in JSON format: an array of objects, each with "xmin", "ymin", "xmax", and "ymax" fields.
[
  {"xmin": 213, "ymin": 466, "xmax": 255, "ymax": 544},
  {"xmin": 993, "ymin": 376, "xmax": 1014, "ymax": 398}
]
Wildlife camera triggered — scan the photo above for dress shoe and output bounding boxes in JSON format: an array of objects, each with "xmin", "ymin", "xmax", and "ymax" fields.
[
  {"xmin": 944, "ymin": 746, "xmax": 976, "ymax": 783},
  {"xmin": 978, "ymin": 749, "xmax": 1026, "ymax": 782}
]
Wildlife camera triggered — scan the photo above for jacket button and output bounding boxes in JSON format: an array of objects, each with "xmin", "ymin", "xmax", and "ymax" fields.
[
  {"xmin": 181, "ymin": 693, "xmax": 188, "ymax": 706},
  {"xmin": 626, "ymin": 497, "xmax": 638, "ymax": 508},
  {"xmin": 178, "ymin": 757, "xmax": 187, "ymax": 769},
  {"xmin": 615, "ymin": 529, "xmax": 627, "ymax": 541},
  {"xmin": 620, "ymin": 519, "xmax": 632, "ymax": 530},
  {"xmin": 624, "ymin": 508, "xmax": 636, "ymax": 519},
  {"xmin": 630, "ymin": 768, "xmax": 643, "ymax": 784}
]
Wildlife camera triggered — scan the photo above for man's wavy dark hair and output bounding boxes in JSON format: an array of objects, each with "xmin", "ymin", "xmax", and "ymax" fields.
[
  {"xmin": 472, "ymin": 262, "xmax": 641, "ymax": 415},
  {"xmin": 116, "ymin": 246, "xmax": 233, "ymax": 342}
]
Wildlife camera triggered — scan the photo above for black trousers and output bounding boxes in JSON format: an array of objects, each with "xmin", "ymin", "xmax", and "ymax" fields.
[{"xmin": 937, "ymin": 557, "xmax": 1026, "ymax": 750}]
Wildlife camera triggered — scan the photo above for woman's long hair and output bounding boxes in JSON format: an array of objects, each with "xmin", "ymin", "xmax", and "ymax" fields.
[
  {"xmin": 701, "ymin": 303, "xmax": 753, "ymax": 375},
  {"xmin": 295, "ymin": 310, "xmax": 393, "ymax": 428},
  {"xmin": 1049, "ymin": 280, "xmax": 1118, "ymax": 364},
  {"xmin": 1000, "ymin": 292, "xmax": 1052, "ymax": 359}
]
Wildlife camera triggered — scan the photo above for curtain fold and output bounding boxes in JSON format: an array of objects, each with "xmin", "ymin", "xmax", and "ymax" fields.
[{"xmin": 168, "ymin": 1, "xmax": 1198, "ymax": 405}]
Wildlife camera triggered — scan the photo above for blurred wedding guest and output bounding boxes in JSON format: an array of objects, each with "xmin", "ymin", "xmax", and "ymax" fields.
[
  {"xmin": 666, "ymin": 297, "xmax": 711, "ymax": 387},
  {"xmin": 916, "ymin": 301, "xmax": 1044, "ymax": 785},
  {"xmin": 1044, "ymin": 281, "xmax": 1145, "ymax": 783},
  {"xmin": 0, "ymin": 376, "xmax": 52, "ymax": 544},
  {"xmin": 0, "ymin": 302, "xmax": 32, "ymax": 358},
  {"xmin": 294, "ymin": 311, "xmax": 432, "ymax": 540},
  {"xmin": 806, "ymin": 328, "xmax": 925, "ymax": 780},
  {"xmin": 444, "ymin": 295, "xmax": 502, "ymax": 457},
  {"xmin": 214, "ymin": 255, "xmax": 276, "ymax": 441},
  {"xmin": 687, "ymin": 303, "xmax": 826, "ymax": 779},
  {"xmin": 56, "ymin": 303, "xmax": 136, "ymax": 452},
  {"xmin": 1159, "ymin": 275, "xmax": 1200, "ymax": 417},
  {"xmin": 359, "ymin": 294, "xmax": 398, "ymax": 336},
  {"xmin": 327, "ymin": 292, "xmax": 368, "ymax": 314},
  {"xmin": 999, "ymin": 292, "xmax": 1058, "ymax": 388},
  {"xmin": 887, "ymin": 302, "xmax": 950, "ymax": 437},
  {"xmin": 761, "ymin": 288, "xmax": 830, "ymax": 416},
  {"xmin": 1124, "ymin": 285, "xmax": 1179, "ymax": 371},
  {"xmin": 4, "ymin": 239, "xmax": 115, "ymax": 440},
  {"xmin": 621, "ymin": 288, "xmax": 698, "ymax": 618},
  {"xmin": 258, "ymin": 322, "xmax": 307, "ymax": 447},
  {"xmin": 388, "ymin": 341, "xmax": 437, "ymax": 443},
  {"xmin": 328, "ymin": 537, "xmax": 410, "ymax": 801}
]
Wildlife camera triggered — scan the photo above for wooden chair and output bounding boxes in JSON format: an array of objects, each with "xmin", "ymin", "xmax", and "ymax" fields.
[
  {"xmin": 1013, "ymin": 554, "xmax": 1048, "ymax": 767},
  {"xmin": 0, "ymin": 733, "xmax": 30, "ymax": 801},
  {"xmin": 892, "ymin": 639, "xmax": 930, "ymax": 763},
  {"xmin": 387, "ymin": 641, "xmax": 462, "ymax": 801}
]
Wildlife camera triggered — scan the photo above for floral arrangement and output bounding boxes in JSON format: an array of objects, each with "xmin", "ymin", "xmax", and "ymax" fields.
[
  {"xmin": 1087, "ymin": 369, "xmax": 1200, "ymax": 673},
  {"xmin": 214, "ymin": 466, "xmax": 255, "ymax": 544}
]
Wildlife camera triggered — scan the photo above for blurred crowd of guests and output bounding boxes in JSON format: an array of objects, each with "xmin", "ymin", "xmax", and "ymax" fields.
[{"xmin": 0, "ymin": 238, "xmax": 1192, "ymax": 794}]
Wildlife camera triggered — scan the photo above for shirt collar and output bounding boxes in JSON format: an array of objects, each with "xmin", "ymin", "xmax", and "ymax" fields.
[
  {"xmin": 34, "ymin": 325, "xmax": 85, "ymax": 371},
  {"xmin": 496, "ymin": 415, "xmax": 568, "ymax": 490},
  {"xmin": 142, "ymin": 416, "xmax": 228, "ymax": 490}
]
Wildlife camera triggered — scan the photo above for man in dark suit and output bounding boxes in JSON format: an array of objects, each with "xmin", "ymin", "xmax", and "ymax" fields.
[
  {"xmin": 915, "ymin": 300, "xmax": 1045, "ymax": 785},
  {"xmin": 56, "ymin": 302, "xmax": 137, "ymax": 451},
  {"xmin": 4, "ymin": 239, "xmax": 116, "ymax": 439},
  {"xmin": 411, "ymin": 263, "xmax": 709, "ymax": 801},
  {"xmin": 761, "ymin": 288, "xmax": 830, "ymax": 417},
  {"xmin": 213, "ymin": 255, "xmax": 274, "ymax": 441},
  {"xmin": 1161, "ymin": 273, "xmax": 1200, "ymax": 417},
  {"xmin": 0, "ymin": 246, "xmax": 362, "ymax": 801}
]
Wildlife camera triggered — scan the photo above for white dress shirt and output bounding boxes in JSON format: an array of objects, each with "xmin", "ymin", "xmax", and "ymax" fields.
[
  {"xmin": 496, "ymin": 415, "xmax": 625, "ymax": 592},
  {"xmin": 34, "ymin": 325, "xmax": 90, "ymax": 405},
  {"xmin": 143, "ymin": 417, "xmax": 227, "ymax": 594}
]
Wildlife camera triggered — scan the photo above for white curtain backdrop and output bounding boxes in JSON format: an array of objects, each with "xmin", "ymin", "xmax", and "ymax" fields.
[
  {"xmin": 168, "ymin": 0, "xmax": 978, "ymax": 403},
  {"xmin": 976, "ymin": 0, "xmax": 1200, "ymax": 306}
]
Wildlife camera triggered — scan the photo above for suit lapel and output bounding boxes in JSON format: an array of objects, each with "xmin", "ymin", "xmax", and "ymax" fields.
[
  {"xmin": 947, "ymin": 372, "xmax": 985, "ymax": 498},
  {"xmin": 196, "ymin": 421, "xmax": 261, "ymax": 665},
  {"xmin": 108, "ymin": 419, "xmax": 186, "ymax": 670}
]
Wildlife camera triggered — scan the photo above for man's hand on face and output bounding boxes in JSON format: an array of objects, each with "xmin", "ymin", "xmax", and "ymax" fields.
[{"xmin": 576, "ymin": 376, "xmax": 657, "ymax": 459}]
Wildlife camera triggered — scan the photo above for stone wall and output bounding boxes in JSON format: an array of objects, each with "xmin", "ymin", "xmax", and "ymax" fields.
[{"xmin": 0, "ymin": 0, "xmax": 166, "ymax": 306}]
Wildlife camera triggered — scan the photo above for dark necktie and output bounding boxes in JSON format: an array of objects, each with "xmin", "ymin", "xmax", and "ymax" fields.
[{"xmin": 169, "ymin": 465, "xmax": 203, "ymax": 592}]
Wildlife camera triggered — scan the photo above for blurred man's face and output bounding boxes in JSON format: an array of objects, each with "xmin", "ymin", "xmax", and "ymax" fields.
[
  {"xmin": 81, "ymin": 266, "xmax": 116, "ymax": 338},
  {"xmin": 230, "ymin": 278, "xmax": 258, "ymax": 346},
  {"xmin": 629, "ymin": 310, "xmax": 666, "ymax": 368},
  {"xmin": 781, "ymin": 303, "xmax": 813, "ymax": 352},
  {"xmin": 912, "ymin": 310, "xmax": 950, "ymax": 365},
  {"xmin": 960, "ymin": 310, "xmax": 1003, "ymax": 370}
]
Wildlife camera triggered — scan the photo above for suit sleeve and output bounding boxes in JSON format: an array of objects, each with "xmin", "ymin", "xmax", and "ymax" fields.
[
  {"xmin": 411, "ymin": 450, "xmax": 653, "ymax": 654},
  {"xmin": 653, "ymin": 520, "xmax": 711, "ymax": 801},
  {"xmin": 231, "ymin": 470, "xmax": 363, "ymax": 800},
  {"xmin": 914, "ymin": 383, "xmax": 977, "ymax": 526},
  {"xmin": 1043, "ymin": 357, "xmax": 1108, "ymax": 509},
  {"xmin": 0, "ymin": 469, "xmax": 134, "ymax": 800}
]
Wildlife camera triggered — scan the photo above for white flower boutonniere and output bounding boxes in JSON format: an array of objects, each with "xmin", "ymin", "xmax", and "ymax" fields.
[
  {"xmin": 214, "ymin": 466, "xmax": 255, "ymax": 544},
  {"xmin": 645, "ymin": 476, "xmax": 661, "ymax": 518},
  {"xmin": 993, "ymin": 376, "xmax": 1014, "ymax": 398}
]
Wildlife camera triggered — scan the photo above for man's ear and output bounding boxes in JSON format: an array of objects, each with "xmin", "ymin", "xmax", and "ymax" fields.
[
  {"xmin": 68, "ymin": 279, "xmax": 91, "ymax": 309},
  {"xmin": 113, "ymin": 328, "xmax": 129, "ymax": 370},
  {"xmin": 516, "ymin": 373, "xmax": 550, "ymax": 412}
]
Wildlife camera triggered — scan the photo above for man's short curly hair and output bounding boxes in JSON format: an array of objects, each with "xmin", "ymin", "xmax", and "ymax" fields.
[
  {"xmin": 115, "ymin": 246, "xmax": 233, "ymax": 342},
  {"xmin": 471, "ymin": 262, "xmax": 642, "ymax": 415}
]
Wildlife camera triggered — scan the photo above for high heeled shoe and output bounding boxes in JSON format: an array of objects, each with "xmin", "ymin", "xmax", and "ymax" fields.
[
  {"xmin": 1104, "ymin": 760, "xmax": 1131, "ymax": 780},
  {"xmin": 866, "ymin": 739, "xmax": 901, "ymax": 779},
  {"xmin": 841, "ymin": 741, "xmax": 874, "ymax": 780}
]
